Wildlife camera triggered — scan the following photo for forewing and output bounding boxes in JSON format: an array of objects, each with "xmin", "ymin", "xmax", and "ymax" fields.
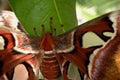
[{"xmin": 55, "ymin": 10, "xmax": 120, "ymax": 79}]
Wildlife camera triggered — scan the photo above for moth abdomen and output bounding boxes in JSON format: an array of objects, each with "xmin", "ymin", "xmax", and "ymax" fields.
[{"xmin": 40, "ymin": 53, "xmax": 61, "ymax": 79}]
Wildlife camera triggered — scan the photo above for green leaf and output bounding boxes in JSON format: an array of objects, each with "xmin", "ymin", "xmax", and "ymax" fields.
[{"xmin": 8, "ymin": 0, "xmax": 77, "ymax": 36}]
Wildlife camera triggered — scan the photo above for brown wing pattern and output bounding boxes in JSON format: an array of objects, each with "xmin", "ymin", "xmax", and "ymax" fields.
[
  {"xmin": 0, "ymin": 11, "xmax": 41, "ymax": 80},
  {"xmin": 56, "ymin": 10, "xmax": 120, "ymax": 80}
]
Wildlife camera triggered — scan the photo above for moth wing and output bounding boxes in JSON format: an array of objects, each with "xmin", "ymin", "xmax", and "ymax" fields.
[
  {"xmin": 0, "ymin": 11, "xmax": 40, "ymax": 54},
  {"xmin": 0, "ymin": 11, "xmax": 41, "ymax": 79},
  {"xmin": 55, "ymin": 10, "xmax": 120, "ymax": 79}
]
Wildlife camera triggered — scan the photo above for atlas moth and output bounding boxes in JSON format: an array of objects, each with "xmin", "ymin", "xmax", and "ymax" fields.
[{"xmin": 0, "ymin": 10, "xmax": 120, "ymax": 80}]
